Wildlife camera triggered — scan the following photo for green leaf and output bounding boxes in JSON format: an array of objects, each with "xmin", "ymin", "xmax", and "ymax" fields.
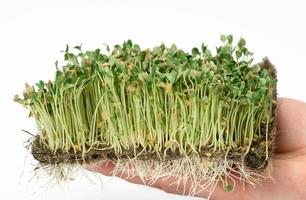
[
  {"xmin": 227, "ymin": 35, "xmax": 233, "ymax": 44},
  {"xmin": 204, "ymin": 49, "xmax": 212, "ymax": 58},
  {"xmin": 235, "ymin": 50, "xmax": 242, "ymax": 60},
  {"xmin": 36, "ymin": 80, "xmax": 45, "ymax": 89},
  {"xmin": 55, "ymin": 60, "xmax": 59, "ymax": 69},
  {"xmin": 247, "ymin": 78, "xmax": 255, "ymax": 87},
  {"xmin": 142, "ymin": 60, "xmax": 149, "ymax": 70},
  {"xmin": 102, "ymin": 43, "xmax": 110, "ymax": 53},
  {"xmin": 260, "ymin": 78, "xmax": 267, "ymax": 85},
  {"xmin": 170, "ymin": 44, "xmax": 177, "ymax": 51},
  {"xmin": 232, "ymin": 86, "xmax": 240, "ymax": 97},
  {"xmin": 85, "ymin": 51, "xmax": 94, "ymax": 60},
  {"xmin": 134, "ymin": 44, "xmax": 141, "ymax": 51},
  {"xmin": 220, "ymin": 34, "xmax": 227, "ymax": 42},
  {"xmin": 109, "ymin": 57, "xmax": 117, "ymax": 66},
  {"xmin": 203, "ymin": 66, "xmax": 210, "ymax": 73},
  {"xmin": 55, "ymin": 70, "xmax": 64, "ymax": 83},
  {"xmin": 95, "ymin": 48, "xmax": 100, "ymax": 55},
  {"xmin": 177, "ymin": 50, "xmax": 186, "ymax": 60},
  {"xmin": 65, "ymin": 44, "xmax": 69, "ymax": 52},
  {"xmin": 74, "ymin": 44, "xmax": 82, "ymax": 51},
  {"xmin": 192, "ymin": 47, "xmax": 200, "ymax": 56},
  {"xmin": 238, "ymin": 38, "xmax": 246, "ymax": 49},
  {"xmin": 139, "ymin": 51, "xmax": 146, "ymax": 62},
  {"xmin": 166, "ymin": 73, "xmax": 177, "ymax": 83},
  {"xmin": 65, "ymin": 53, "xmax": 79, "ymax": 65},
  {"xmin": 224, "ymin": 184, "xmax": 233, "ymax": 192},
  {"xmin": 63, "ymin": 83, "xmax": 75, "ymax": 90},
  {"xmin": 201, "ymin": 43, "xmax": 207, "ymax": 53},
  {"xmin": 124, "ymin": 39, "xmax": 133, "ymax": 49}
]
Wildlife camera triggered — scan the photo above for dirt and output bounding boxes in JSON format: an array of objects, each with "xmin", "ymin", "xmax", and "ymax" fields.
[{"xmin": 243, "ymin": 57, "xmax": 277, "ymax": 170}]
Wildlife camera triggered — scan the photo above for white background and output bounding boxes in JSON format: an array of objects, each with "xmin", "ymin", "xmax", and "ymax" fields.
[{"xmin": 1, "ymin": 0, "xmax": 306, "ymax": 199}]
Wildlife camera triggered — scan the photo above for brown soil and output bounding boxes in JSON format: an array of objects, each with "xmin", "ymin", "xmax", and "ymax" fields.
[{"xmin": 31, "ymin": 58, "xmax": 277, "ymax": 171}]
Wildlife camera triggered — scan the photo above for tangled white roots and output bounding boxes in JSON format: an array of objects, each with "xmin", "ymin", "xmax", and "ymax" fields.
[{"xmin": 86, "ymin": 156, "xmax": 273, "ymax": 198}]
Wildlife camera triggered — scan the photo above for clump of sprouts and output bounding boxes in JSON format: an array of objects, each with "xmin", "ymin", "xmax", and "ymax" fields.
[{"xmin": 15, "ymin": 35, "xmax": 277, "ymax": 196}]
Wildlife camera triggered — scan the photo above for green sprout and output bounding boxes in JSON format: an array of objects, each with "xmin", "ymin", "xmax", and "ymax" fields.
[{"xmin": 15, "ymin": 35, "xmax": 277, "ymax": 195}]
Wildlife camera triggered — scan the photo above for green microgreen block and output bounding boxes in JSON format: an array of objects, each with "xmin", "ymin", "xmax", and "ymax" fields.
[{"xmin": 15, "ymin": 35, "xmax": 277, "ymax": 170}]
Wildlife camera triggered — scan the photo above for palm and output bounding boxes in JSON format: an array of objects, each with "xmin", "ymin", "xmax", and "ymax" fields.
[{"xmin": 89, "ymin": 98, "xmax": 306, "ymax": 200}]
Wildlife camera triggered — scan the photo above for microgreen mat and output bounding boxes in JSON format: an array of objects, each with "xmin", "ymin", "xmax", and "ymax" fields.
[{"xmin": 15, "ymin": 35, "xmax": 277, "ymax": 195}]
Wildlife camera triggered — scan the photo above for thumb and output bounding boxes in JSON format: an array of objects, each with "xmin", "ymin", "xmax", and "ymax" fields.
[{"xmin": 275, "ymin": 98, "xmax": 306, "ymax": 153}]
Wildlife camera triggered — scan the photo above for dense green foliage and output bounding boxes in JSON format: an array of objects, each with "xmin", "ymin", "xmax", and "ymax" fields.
[{"xmin": 15, "ymin": 35, "xmax": 276, "ymax": 160}]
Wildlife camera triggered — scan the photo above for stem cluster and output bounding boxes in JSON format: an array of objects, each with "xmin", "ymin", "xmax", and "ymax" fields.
[{"xmin": 15, "ymin": 35, "xmax": 276, "ymax": 164}]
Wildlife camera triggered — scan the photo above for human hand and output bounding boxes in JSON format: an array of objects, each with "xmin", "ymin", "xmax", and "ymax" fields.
[{"xmin": 87, "ymin": 98, "xmax": 306, "ymax": 200}]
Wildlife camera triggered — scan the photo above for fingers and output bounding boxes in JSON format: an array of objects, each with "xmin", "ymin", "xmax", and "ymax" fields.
[
  {"xmin": 87, "ymin": 161, "xmax": 149, "ymax": 185},
  {"xmin": 90, "ymin": 158, "xmax": 305, "ymax": 200},
  {"xmin": 275, "ymin": 98, "xmax": 306, "ymax": 153},
  {"xmin": 87, "ymin": 161, "xmax": 248, "ymax": 200},
  {"xmin": 87, "ymin": 161, "xmax": 115, "ymax": 176}
]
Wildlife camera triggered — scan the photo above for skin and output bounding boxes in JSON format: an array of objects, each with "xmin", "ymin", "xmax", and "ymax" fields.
[{"xmin": 86, "ymin": 98, "xmax": 306, "ymax": 200}]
